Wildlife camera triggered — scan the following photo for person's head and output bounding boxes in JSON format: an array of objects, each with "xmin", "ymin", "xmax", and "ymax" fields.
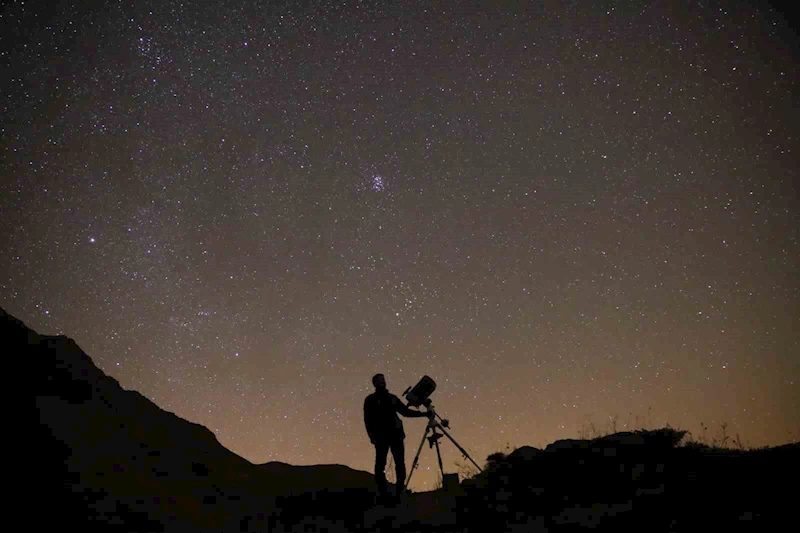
[{"xmin": 372, "ymin": 373, "xmax": 386, "ymax": 390}]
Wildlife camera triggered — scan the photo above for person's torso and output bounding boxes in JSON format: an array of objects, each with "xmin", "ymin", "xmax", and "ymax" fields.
[{"xmin": 367, "ymin": 391, "xmax": 403, "ymax": 435}]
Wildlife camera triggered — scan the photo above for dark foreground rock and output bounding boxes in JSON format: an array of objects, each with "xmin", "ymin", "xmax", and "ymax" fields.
[{"xmin": 457, "ymin": 428, "xmax": 798, "ymax": 532}]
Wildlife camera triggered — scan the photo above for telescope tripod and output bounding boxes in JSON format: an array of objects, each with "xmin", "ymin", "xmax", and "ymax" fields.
[{"xmin": 405, "ymin": 402, "xmax": 483, "ymax": 490}]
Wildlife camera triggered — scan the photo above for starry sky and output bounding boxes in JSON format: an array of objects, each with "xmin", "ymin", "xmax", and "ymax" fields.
[{"xmin": 2, "ymin": 1, "xmax": 798, "ymax": 491}]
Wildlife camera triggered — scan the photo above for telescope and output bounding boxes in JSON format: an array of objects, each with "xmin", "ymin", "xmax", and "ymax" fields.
[
  {"xmin": 402, "ymin": 375, "xmax": 436, "ymax": 407},
  {"xmin": 401, "ymin": 375, "xmax": 482, "ymax": 491}
]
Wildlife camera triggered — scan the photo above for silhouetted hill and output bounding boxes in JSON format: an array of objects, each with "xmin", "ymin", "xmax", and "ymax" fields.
[
  {"xmin": 457, "ymin": 428, "xmax": 798, "ymax": 531},
  {"xmin": 8, "ymin": 307, "xmax": 381, "ymax": 532},
  {"xmin": 11, "ymin": 306, "xmax": 274, "ymax": 531},
  {"xmin": 258, "ymin": 461, "xmax": 378, "ymax": 494}
]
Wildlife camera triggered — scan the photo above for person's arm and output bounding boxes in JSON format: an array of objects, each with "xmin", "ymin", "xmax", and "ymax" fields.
[
  {"xmin": 364, "ymin": 397, "xmax": 376, "ymax": 442},
  {"xmin": 394, "ymin": 396, "xmax": 430, "ymax": 418}
]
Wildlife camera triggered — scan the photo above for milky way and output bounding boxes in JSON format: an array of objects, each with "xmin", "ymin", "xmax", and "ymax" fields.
[{"xmin": 2, "ymin": 1, "xmax": 797, "ymax": 490}]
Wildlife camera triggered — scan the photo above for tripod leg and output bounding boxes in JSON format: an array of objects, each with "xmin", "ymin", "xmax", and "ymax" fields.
[
  {"xmin": 436, "ymin": 424, "xmax": 483, "ymax": 473},
  {"xmin": 434, "ymin": 439, "xmax": 444, "ymax": 477},
  {"xmin": 405, "ymin": 423, "xmax": 431, "ymax": 490}
]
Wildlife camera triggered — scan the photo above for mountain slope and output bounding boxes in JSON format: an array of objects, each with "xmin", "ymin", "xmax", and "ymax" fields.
[
  {"xmin": 10, "ymin": 306, "xmax": 270, "ymax": 530},
  {"xmin": 258, "ymin": 461, "xmax": 379, "ymax": 495},
  {"xmin": 7, "ymin": 307, "xmax": 378, "ymax": 532}
]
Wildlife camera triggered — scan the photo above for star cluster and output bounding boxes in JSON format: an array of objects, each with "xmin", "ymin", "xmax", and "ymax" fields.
[{"xmin": 1, "ymin": 1, "xmax": 797, "ymax": 490}]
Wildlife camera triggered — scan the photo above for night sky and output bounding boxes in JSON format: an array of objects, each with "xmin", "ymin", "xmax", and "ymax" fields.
[{"xmin": 2, "ymin": 1, "xmax": 797, "ymax": 491}]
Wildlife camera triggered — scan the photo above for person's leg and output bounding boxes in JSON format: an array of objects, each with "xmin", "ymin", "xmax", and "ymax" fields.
[
  {"xmin": 374, "ymin": 441, "xmax": 390, "ymax": 498},
  {"xmin": 390, "ymin": 438, "xmax": 406, "ymax": 496}
]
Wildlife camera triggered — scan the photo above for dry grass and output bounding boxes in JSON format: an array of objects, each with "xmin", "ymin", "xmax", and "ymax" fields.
[
  {"xmin": 468, "ymin": 412, "xmax": 758, "ymax": 477},
  {"xmin": 453, "ymin": 441, "xmax": 514, "ymax": 482},
  {"xmin": 443, "ymin": 410, "xmax": 771, "ymax": 488},
  {"xmin": 576, "ymin": 411, "xmax": 754, "ymax": 451}
]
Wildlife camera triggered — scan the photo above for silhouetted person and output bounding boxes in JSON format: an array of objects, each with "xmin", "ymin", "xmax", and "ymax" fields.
[{"xmin": 364, "ymin": 373, "xmax": 431, "ymax": 502}]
